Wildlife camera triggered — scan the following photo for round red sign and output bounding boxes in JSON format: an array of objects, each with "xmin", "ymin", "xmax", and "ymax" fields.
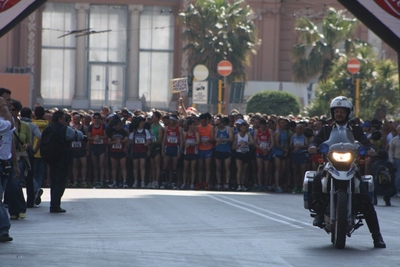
[
  {"xmin": 217, "ymin": 60, "xmax": 233, "ymax": 77},
  {"xmin": 347, "ymin": 58, "xmax": 361, "ymax": 75}
]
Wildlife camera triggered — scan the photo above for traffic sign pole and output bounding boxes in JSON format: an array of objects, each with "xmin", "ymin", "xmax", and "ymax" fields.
[{"xmin": 355, "ymin": 78, "xmax": 360, "ymax": 117}]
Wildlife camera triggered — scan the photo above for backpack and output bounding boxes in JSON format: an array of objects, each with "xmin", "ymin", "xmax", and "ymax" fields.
[
  {"xmin": 376, "ymin": 165, "xmax": 391, "ymax": 186},
  {"xmin": 40, "ymin": 125, "xmax": 63, "ymax": 164}
]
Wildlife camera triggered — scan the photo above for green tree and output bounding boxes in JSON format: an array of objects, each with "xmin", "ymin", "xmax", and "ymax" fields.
[
  {"xmin": 306, "ymin": 57, "xmax": 399, "ymax": 119},
  {"xmin": 177, "ymin": 0, "xmax": 258, "ymax": 81},
  {"xmin": 291, "ymin": 8, "xmax": 358, "ymax": 83},
  {"xmin": 246, "ymin": 91, "xmax": 300, "ymax": 116}
]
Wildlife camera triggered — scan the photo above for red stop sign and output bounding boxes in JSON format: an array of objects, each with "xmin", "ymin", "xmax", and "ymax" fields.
[{"xmin": 347, "ymin": 58, "xmax": 361, "ymax": 74}]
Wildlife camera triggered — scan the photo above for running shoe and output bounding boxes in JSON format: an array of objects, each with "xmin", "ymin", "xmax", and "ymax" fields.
[
  {"xmin": 237, "ymin": 185, "xmax": 242, "ymax": 191},
  {"xmin": 190, "ymin": 184, "xmax": 195, "ymax": 190},
  {"xmin": 180, "ymin": 183, "xmax": 186, "ymax": 190},
  {"xmin": 123, "ymin": 181, "xmax": 128, "ymax": 188},
  {"xmin": 141, "ymin": 182, "xmax": 146, "ymax": 189},
  {"xmin": 216, "ymin": 184, "xmax": 222, "ymax": 191},
  {"xmin": 132, "ymin": 181, "xmax": 138, "ymax": 188},
  {"xmin": 275, "ymin": 186, "xmax": 284, "ymax": 193},
  {"xmin": 109, "ymin": 181, "xmax": 117, "ymax": 188},
  {"xmin": 224, "ymin": 184, "xmax": 229, "ymax": 191}
]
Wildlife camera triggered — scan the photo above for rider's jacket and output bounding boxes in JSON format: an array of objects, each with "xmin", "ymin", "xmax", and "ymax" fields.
[{"xmin": 309, "ymin": 124, "xmax": 373, "ymax": 149}]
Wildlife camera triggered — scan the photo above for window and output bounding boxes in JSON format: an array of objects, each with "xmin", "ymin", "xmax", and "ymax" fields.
[
  {"xmin": 41, "ymin": 3, "xmax": 76, "ymax": 107},
  {"xmin": 139, "ymin": 6, "xmax": 174, "ymax": 109},
  {"xmin": 89, "ymin": 5, "xmax": 127, "ymax": 63}
]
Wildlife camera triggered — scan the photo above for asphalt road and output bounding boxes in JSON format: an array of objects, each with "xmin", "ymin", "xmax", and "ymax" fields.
[{"xmin": 1, "ymin": 189, "xmax": 399, "ymax": 267}]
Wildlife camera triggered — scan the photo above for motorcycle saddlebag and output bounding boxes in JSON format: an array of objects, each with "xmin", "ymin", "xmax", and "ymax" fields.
[{"xmin": 303, "ymin": 171, "xmax": 316, "ymax": 209}]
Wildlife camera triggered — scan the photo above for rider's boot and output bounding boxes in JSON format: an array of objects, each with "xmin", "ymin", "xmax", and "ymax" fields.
[
  {"xmin": 372, "ymin": 233, "xmax": 386, "ymax": 248},
  {"xmin": 313, "ymin": 213, "xmax": 324, "ymax": 227}
]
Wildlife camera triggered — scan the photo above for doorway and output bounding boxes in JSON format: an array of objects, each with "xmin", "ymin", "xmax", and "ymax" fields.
[{"xmin": 89, "ymin": 64, "xmax": 125, "ymax": 110}]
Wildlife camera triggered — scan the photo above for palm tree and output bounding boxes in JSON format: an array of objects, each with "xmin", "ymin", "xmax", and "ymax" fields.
[
  {"xmin": 177, "ymin": 0, "xmax": 258, "ymax": 81},
  {"xmin": 291, "ymin": 8, "xmax": 358, "ymax": 83}
]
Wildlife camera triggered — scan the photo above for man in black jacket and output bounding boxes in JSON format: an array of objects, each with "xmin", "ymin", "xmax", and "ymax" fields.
[
  {"xmin": 308, "ymin": 96, "xmax": 386, "ymax": 248},
  {"xmin": 45, "ymin": 111, "xmax": 85, "ymax": 213}
]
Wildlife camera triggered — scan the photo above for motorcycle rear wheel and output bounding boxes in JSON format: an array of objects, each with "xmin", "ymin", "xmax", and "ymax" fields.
[{"xmin": 334, "ymin": 191, "xmax": 348, "ymax": 249}]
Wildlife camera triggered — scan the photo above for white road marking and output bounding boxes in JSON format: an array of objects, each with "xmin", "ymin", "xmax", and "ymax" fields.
[
  {"xmin": 216, "ymin": 195, "xmax": 311, "ymax": 227},
  {"xmin": 208, "ymin": 195, "xmax": 303, "ymax": 229}
]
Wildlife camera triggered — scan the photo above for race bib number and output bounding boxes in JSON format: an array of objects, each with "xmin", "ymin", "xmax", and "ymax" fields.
[
  {"xmin": 186, "ymin": 139, "xmax": 195, "ymax": 145},
  {"xmin": 71, "ymin": 141, "xmax": 82, "ymax": 148},
  {"xmin": 94, "ymin": 138, "xmax": 104, "ymax": 144},
  {"xmin": 240, "ymin": 147, "xmax": 249, "ymax": 153},
  {"xmin": 135, "ymin": 137, "xmax": 145, "ymax": 144},
  {"xmin": 167, "ymin": 136, "xmax": 178, "ymax": 144},
  {"xmin": 294, "ymin": 140, "xmax": 304, "ymax": 146},
  {"xmin": 151, "ymin": 135, "xmax": 157, "ymax": 142},
  {"xmin": 112, "ymin": 144, "xmax": 122, "ymax": 149},
  {"xmin": 201, "ymin": 137, "xmax": 209, "ymax": 142},
  {"xmin": 260, "ymin": 142, "xmax": 269, "ymax": 149}
]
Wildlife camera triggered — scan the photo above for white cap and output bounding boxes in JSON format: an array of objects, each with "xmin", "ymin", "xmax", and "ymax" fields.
[{"xmin": 235, "ymin": 119, "xmax": 247, "ymax": 125}]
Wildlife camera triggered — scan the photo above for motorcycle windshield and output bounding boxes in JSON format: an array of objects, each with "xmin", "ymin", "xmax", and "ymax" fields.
[{"xmin": 322, "ymin": 127, "xmax": 356, "ymax": 147}]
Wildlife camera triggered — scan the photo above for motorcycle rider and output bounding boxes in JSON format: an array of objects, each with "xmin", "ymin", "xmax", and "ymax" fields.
[{"xmin": 308, "ymin": 96, "xmax": 386, "ymax": 248}]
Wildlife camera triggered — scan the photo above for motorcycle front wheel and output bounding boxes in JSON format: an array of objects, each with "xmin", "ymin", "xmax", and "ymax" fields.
[{"xmin": 334, "ymin": 191, "xmax": 348, "ymax": 249}]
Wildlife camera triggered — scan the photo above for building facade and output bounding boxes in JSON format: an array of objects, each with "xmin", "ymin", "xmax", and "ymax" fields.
[{"xmin": 0, "ymin": 0, "xmax": 396, "ymax": 112}]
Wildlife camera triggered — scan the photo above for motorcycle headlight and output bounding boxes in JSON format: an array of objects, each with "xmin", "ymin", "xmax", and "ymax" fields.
[{"xmin": 331, "ymin": 152, "xmax": 352, "ymax": 162}]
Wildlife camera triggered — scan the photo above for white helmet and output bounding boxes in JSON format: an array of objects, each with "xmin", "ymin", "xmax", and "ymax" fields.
[{"xmin": 330, "ymin": 96, "xmax": 354, "ymax": 120}]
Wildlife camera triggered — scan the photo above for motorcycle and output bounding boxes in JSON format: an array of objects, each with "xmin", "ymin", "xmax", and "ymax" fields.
[{"xmin": 303, "ymin": 127, "xmax": 381, "ymax": 249}]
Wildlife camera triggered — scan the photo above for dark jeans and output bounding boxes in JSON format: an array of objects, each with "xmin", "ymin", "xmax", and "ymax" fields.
[
  {"xmin": 33, "ymin": 158, "xmax": 46, "ymax": 194},
  {"xmin": 25, "ymin": 155, "xmax": 35, "ymax": 208},
  {"xmin": 6, "ymin": 159, "xmax": 26, "ymax": 216},
  {"xmin": 49, "ymin": 160, "xmax": 71, "ymax": 209},
  {"xmin": 0, "ymin": 171, "xmax": 10, "ymax": 235},
  {"xmin": 313, "ymin": 171, "xmax": 381, "ymax": 234}
]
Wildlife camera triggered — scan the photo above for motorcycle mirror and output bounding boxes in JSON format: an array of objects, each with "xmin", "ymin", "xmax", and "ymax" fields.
[
  {"xmin": 370, "ymin": 130, "xmax": 381, "ymax": 141},
  {"xmin": 304, "ymin": 127, "xmax": 314, "ymax": 138}
]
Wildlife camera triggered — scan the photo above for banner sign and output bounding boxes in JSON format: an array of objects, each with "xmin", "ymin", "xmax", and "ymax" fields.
[
  {"xmin": 0, "ymin": 0, "xmax": 47, "ymax": 38},
  {"xmin": 192, "ymin": 81, "xmax": 208, "ymax": 104},
  {"xmin": 171, "ymin": 77, "xmax": 189, "ymax": 93}
]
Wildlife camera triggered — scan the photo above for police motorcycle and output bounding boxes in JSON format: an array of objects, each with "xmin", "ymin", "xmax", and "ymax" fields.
[{"xmin": 303, "ymin": 127, "xmax": 381, "ymax": 249}]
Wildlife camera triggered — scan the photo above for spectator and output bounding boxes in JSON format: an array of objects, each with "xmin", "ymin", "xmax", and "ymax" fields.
[
  {"xmin": 6, "ymin": 99, "xmax": 31, "ymax": 220},
  {"xmin": 32, "ymin": 106, "xmax": 48, "ymax": 206},
  {"xmin": 388, "ymin": 125, "xmax": 400, "ymax": 197},
  {"xmin": 20, "ymin": 107, "xmax": 41, "ymax": 208},
  {"xmin": 370, "ymin": 150, "xmax": 396, "ymax": 206},
  {"xmin": 0, "ymin": 91, "xmax": 19, "ymax": 242}
]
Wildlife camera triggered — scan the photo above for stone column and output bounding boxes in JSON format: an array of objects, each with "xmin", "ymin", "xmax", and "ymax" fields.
[
  {"xmin": 72, "ymin": 3, "xmax": 90, "ymax": 109},
  {"xmin": 126, "ymin": 5, "xmax": 143, "ymax": 111}
]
